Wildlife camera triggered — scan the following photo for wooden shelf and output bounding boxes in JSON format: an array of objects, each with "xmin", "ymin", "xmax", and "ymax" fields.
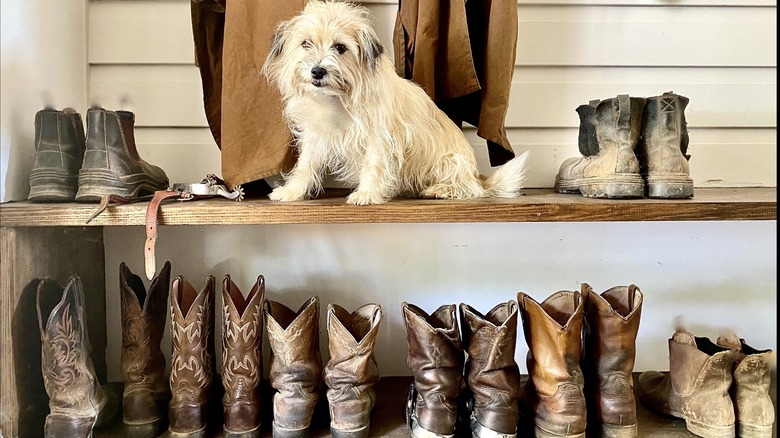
[{"xmin": 0, "ymin": 188, "xmax": 775, "ymax": 227}]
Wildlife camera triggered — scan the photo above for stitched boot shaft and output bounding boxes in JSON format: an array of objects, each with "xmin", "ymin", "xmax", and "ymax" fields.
[
  {"xmin": 637, "ymin": 91, "xmax": 694, "ymax": 198},
  {"xmin": 264, "ymin": 297, "xmax": 323, "ymax": 438},
  {"xmin": 582, "ymin": 284, "xmax": 643, "ymax": 438},
  {"xmin": 324, "ymin": 303, "xmax": 382, "ymax": 438},
  {"xmin": 518, "ymin": 290, "xmax": 586, "ymax": 438},
  {"xmin": 221, "ymin": 275, "xmax": 264, "ymax": 438},
  {"xmin": 28, "ymin": 108, "xmax": 86, "ymax": 201},
  {"xmin": 402, "ymin": 302, "xmax": 464, "ymax": 437},
  {"xmin": 460, "ymin": 301, "xmax": 521, "ymax": 437}
]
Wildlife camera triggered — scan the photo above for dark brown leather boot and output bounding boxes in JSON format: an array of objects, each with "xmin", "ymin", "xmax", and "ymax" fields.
[
  {"xmin": 460, "ymin": 301, "xmax": 521, "ymax": 438},
  {"xmin": 264, "ymin": 297, "xmax": 323, "ymax": 438},
  {"xmin": 169, "ymin": 275, "xmax": 216, "ymax": 437},
  {"xmin": 401, "ymin": 302, "xmax": 464, "ymax": 438},
  {"xmin": 75, "ymin": 107, "xmax": 168, "ymax": 201},
  {"xmin": 221, "ymin": 275, "xmax": 265, "ymax": 438},
  {"xmin": 28, "ymin": 108, "xmax": 86, "ymax": 201},
  {"xmin": 119, "ymin": 261, "xmax": 171, "ymax": 436},
  {"xmin": 582, "ymin": 284, "xmax": 643, "ymax": 438},
  {"xmin": 324, "ymin": 303, "xmax": 382, "ymax": 438},
  {"xmin": 518, "ymin": 289, "xmax": 587, "ymax": 438}
]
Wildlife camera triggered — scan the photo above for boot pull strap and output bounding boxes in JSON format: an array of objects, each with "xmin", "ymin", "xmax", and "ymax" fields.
[
  {"xmin": 628, "ymin": 284, "xmax": 637, "ymax": 310},
  {"xmin": 617, "ymin": 94, "xmax": 631, "ymax": 129}
]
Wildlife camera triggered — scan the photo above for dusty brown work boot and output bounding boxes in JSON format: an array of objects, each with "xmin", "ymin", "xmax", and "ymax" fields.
[
  {"xmin": 324, "ymin": 303, "xmax": 382, "ymax": 438},
  {"xmin": 638, "ymin": 330, "xmax": 736, "ymax": 438},
  {"xmin": 119, "ymin": 261, "xmax": 171, "ymax": 436},
  {"xmin": 264, "ymin": 297, "xmax": 323, "ymax": 438},
  {"xmin": 28, "ymin": 108, "xmax": 86, "ymax": 201},
  {"xmin": 460, "ymin": 301, "xmax": 521, "ymax": 438},
  {"xmin": 401, "ymin": 302, "xmax": 464, "ymax": 438},
  {"xmin": 518, "ymin": 289, "xmax": 586, "ymax": 438},
  {"xmin": 582, "ymin": 284, "xmax": 643, "ymax": 438},
  {"xmin": 716, "ymin": 334, "xmax": 776, "ymax": 438},
  {"xmin": 169, "ymin": 275, "xmax": 216, "ymax": 437},
  {"xmin": 221, "ymin": 275, "xmax": 265, "ymax": 438}
]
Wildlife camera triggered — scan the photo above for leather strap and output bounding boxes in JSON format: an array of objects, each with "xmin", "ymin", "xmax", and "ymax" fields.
[
  {"xmin": 144, "ymin": 190, "xmax": 185, "ymax": 280},
  {"xmin": 86, "ymin": 194, "xmax": 152, "ymax": 224}
]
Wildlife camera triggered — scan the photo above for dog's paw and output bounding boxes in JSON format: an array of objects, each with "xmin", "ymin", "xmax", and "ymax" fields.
[
  {"xmin": 346, "ymin": 190, "xmax": 385, "ymax": 205},
  {"xmin": 421, "ymin": 185, "xmax": 454, "ymax": 199},
  {"xmin": 269, "ymin": 186, "xmax": 306, "ymax": 202}
]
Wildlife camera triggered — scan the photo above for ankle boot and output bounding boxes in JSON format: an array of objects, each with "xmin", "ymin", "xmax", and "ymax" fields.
[
  {"xmin": 556, "ymin": 100, "xmax": 600, "ymax": 195},
  {"xmin": 75, "ymin": 107, "xmax": 169, "ymax": 201},
  {"xmin": 637, "ymin": 91, "xmax": 694, "ymax": 198},
  {"xmin": 221, "ymin": 275, "xmax": 265, "ymax": 438},
  {"xmin": 638, "ymin": 330, "xmax": 736, "ymax": 438},
  {"xmin": 582, "ymin": 284, "xmax": 643, "ymax": 438},
  {"xmin": 119, "ymin": 261, "xmax": 171, "ymax": 436},
  {"xmin": 324, "ymin": 303, "xmax": 382, "ymax": 438},
  {"xmin": 263, "ymin": 297, "xmax": 323, "ymax": 438},
  {"xmin": 460, "ymin": 301, "xmax": 521, "ymax": 438},
  {"xmin": 518, "ymin": 289, "xmax": 586, "ymax": 438},
  {"xmin": 169, "ymin": 275, "xmax": 216, "ymax": 437},
  {"xmin": 402, "ymin": 302, "xmax": 464, "ymax": 438},
  {"xmin": 28, "ymin": 108, "xmax": 86, "ymax": 201}
]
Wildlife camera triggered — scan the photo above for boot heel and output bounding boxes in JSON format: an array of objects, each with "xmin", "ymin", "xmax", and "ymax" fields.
[
  {"xmin": 645, "ymin": 176, "xmax": 694, "ymax": 199},
  {"xmin": 534, "ymin": 425, "xmax": 585, "ymax": 438},
  {"xmin": 737, "ymin": 422, "xmax": 773, "ymax": 438},
  {"xmin": 331, "ymin": 423, "xmax": 370, "ymax": 438},
  {"xmin": 685, "ymin": 418, "xmax": 735, "ymax": 438},
  {"xmin": 28, "ymin": 168, "xmax": 78, "ymax": 201},
  {"xmin": 600, "ymin": 423, "xmax": 638, "ymax": 438},
  {"xmin": 579, "ymin": 176, "xmax": 645, "ymax": 199},
  {"xmin": 123, "ymin": 419, "xmax": 165, "ymax": 438},
  {"xmin": 224, "ymin": 425, "xmax": 261, "ymax": 438},
  {"xmin": 76, "ymin": 169, "xmax": 153, "ymax": 201},
  {"xmin": 272, "ymin": 422, "xmax": 311, "ymax": 438}
]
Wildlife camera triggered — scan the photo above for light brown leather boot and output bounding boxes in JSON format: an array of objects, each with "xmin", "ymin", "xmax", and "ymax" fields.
[
  {"xmin": 460, "ymin": 301, "xmax": 521, "ymax": 438},
  {"xmin": 638, "ymin": 330, "xmax": 736, "ymax": 438},
  {"xmin": 264, "ymin": 297, "xmax": 323, "ymax": 438},
  {"xmin": 221, "ymin": 275, "xmax": 265, "ymax": 438},
  {"xmin": 324, "ymin": 303, "xmax": 382, "ymax": 438},
  {"xmin": 582, "ymin": 284, "xmax": 643, "ymax": 438},
  {"xmin": 518, "ymin": 289, "xmax": 586, "ymax": 438},
  {"xmin": 402, "ymin": 302, "xmax": 464, "ymax": 438}
]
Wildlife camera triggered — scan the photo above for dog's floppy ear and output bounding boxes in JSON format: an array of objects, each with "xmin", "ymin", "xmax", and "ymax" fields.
[
  {"xmin": 357, "ymin": 27, "xmax": 384, "ymax": 72},
  {"xmin": 262, "ymin": 19, "xmax": 290, "ymax": 82}
]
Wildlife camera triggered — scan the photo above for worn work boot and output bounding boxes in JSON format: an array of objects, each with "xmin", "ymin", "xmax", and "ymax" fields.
[
  {"xmin": 401, "ymin": 302, "xmax": 464, "ymax": 438},
  {"xmin": 555, "ymin": 95, "xmax": 647, "ymax": 198},
  {"xmin": 75, "ymin": 107, "xmax": 169, "ymax": 201},
  {"xmin": 460, "ymin": 301, "xmax": 521, "ymax": 438},
  {"xmin": 28, "ymin": 108, "xmax": 86, "ymax": 201},
  {"xmin": 324, "ymin": 303, "xmax": 383, "ymax": 438},
  {"xmin": 638, "ymin": 330, "xmax": 736, "ymax": 438},
  {"xmin": 169, "ymin": 275, "xmax": 216, "ymax": 437},
  {"xmin": 518, "ymin": 289, "xmax": 586, "ymax": 438},
  {"xmin": 582, "ymin": 284, "xmax": 643, "ymax": 438},
  {"xmin": 716, "ymin": 334, "xmax": 776, "ymax": 438},
  {"xmin": 119, "ymin": 261, "xmax": 171, "ymax": 437},
  {"xmin": 637, "ymin": 91, "xmax": 694, "ymax": 198},
  {"xmin": 221, "ymin": 275, "xmax": 265, "ymax": 438},
  {"xmin": 264, "ymin": 297, "xmax": 323, "ymax": 438}
]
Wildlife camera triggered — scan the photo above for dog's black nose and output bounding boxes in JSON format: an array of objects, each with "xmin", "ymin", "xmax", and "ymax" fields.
[{"xmin": 311, "ymin": 66, "xmax": 327, "ymax": 80}]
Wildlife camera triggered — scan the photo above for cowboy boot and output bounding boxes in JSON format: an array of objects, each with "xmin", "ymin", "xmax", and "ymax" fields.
[
  {"xmin": 221, "ymin": 275, "xmax": 265, "ymax": 438},
  {"xmin": 119, "ymin": 261, "xmax": 171, "ymax": 436},
  {"xmin": 169, "ymin": 275, "xmax": 216, "ymax": 437},
  {"xmin": 401, "ymin": 302, "xmax": 464, "ymax": 438},
  {"xmin": 75, "ymin": 107, "xmax": 169, "ymax": 201},
  {"xmin": 323, "ymin": 303, "xmax": 383, "ymax": 438},
  {"xmin": 460, "ymin": 301, "xmax": 521, "ymax": 438},
  {"xmin": 518, "ymin": 289, "xmax": 587, "ymax": 438},
  {"xmin": 582, "ymin": 284, "xmax": 643, "ymax": 438},
  {"xmin": 263, "ymin": 297, "xmax": 323, "ymax": 438},
  {"xmin": 28, "ymin": 108, "xmax": 86, "ymax": 201},
  {"xmin": 637, "ymin": 91, "xmax": 694, "ymax": 198},
  {"xmin": 638, "ymin": 330, "xmax": 736, "ymax": 438}
]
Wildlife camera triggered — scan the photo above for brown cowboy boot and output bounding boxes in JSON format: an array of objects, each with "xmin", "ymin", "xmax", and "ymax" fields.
[
  {"xmin": 323, "ymin": 303, "xmax": 382, "ymax": 438},
  {"xmin": 28, "ymin": 108, "xmax": 86, "ymax": 201},
  {"xmin": 401, "ymin": 302, "xmax": 464, "ymax": 438},
  {"xmin": 263, "ymin": 297, "xmax": 323, "ymax": 438},
  {"xmin": 221, "ymin": 275, "xmax": 265, "ymax": 438},
  {"xmin": 460, "ymin": 301, "xmax": 521, "ymax": 438}
]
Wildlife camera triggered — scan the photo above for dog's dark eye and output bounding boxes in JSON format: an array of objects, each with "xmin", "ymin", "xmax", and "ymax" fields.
[
  {"xmin": 302, "ymin": 40, "xmax": 312, "ymax": 49},
  {"xmin": 334, "ymin": 43, "xmax": 347, "ymax": 54}
]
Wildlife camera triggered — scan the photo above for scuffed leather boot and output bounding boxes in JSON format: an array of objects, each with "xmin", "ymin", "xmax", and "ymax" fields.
[
  {"xmin": 28, "ymin": 108, "xmax": 86, "ymax": 201},
  {"xmin": 120, "ymin": 261, "xmax": 171, "ymax": 436},
  {"xmin": 221, "ymin": 275, "xmax": 265, "ymax": 438},
  {"xmin": 582, "ymin": 284, "xmax": 643, "ymax": 438},
  {"xmin": 264, "ymin": 297, "xmax": 323, "ymax": 438},
  {"xmin": 555, "ymin": 95, "xmax": 646, "ymax": 198},
  {"xmin": 518, "ymin": 289, "xmax": 586, "ymax": 438},
  {"xmin": 638, "ymin": 330, "xmax": 736, "ymax": 438},
  {"xmin": 169, "ymin": 275, "xmax": 216, "ymax": 437},
  {"xmin": 75, "ymin": 107, "xmax": 169, "ymax": 201},
  {"xmin": 637, "ymin": 91, "xmax": 694, "ymax": 198},
  {"xmin": 460, "ymin": 301, "xmax": 521, "ymax": 438},
  {"xmin": 402, "ymin": 302, "xmax": 464, "ymax": 438},
  {"xmin": 324, "ymin": 303, "xmax": 382, "ymax": 438}
]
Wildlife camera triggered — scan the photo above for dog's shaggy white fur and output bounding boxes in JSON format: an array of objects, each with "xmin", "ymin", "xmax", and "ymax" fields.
[{"xmin": 263, "ymin": 0, "xmax": 528, "ymax": 205}]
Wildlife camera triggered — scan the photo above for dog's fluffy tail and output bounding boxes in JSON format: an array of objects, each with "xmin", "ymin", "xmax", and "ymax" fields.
[{"xmin": 481, "ymin": 151, "xmax": 530, "ymax": 198}]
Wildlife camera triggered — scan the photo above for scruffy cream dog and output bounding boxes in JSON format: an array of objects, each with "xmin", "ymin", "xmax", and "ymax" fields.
[{"xmin": 263, "ymin": 0, "xmax": 529, "ymax": 205}]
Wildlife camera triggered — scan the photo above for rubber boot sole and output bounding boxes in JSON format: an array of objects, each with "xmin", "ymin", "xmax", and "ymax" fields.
[
  {"xmin": 645, "ymin": 173, "xmax": 694, "ymax": 199},
  {"xmin": 76, "ymin": 169, "xmax": 167, "ymax": 201},
  {"xmin": 28, "ymin": 168, "xmax": 78, "ymax": 201}
]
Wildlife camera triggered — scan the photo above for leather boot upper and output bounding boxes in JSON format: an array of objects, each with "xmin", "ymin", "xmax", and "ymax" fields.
[
  {"xmin": 637, "ymin": 92, "xmax": 691, "ymax": 177},
  {"xmin": 31, "ymin": 108, "xmax": 86, "ymax": 176}
]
